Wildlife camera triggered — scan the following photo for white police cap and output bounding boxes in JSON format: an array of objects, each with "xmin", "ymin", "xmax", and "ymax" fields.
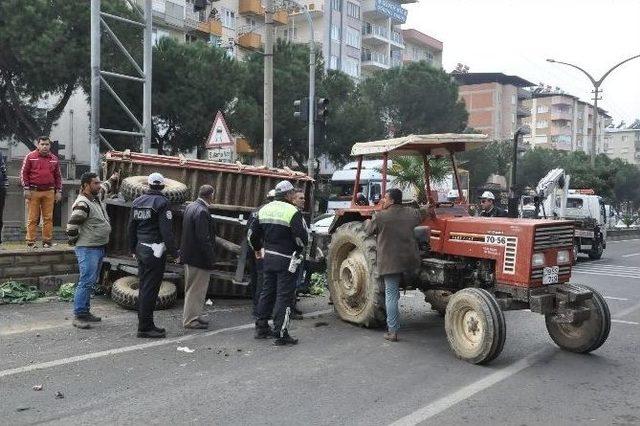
[
  {"xmin": 148, "ymin": 172, "xmax": 165, "ymax": 186},
  {"xmin": 275, "ymin": 180, "xmax": 294, "ymax": 194}
]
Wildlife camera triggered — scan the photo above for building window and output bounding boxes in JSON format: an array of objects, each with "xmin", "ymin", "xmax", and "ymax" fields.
[
  {"xmin": 152, "ymin": 29, "xmax": 171, "ymax": 46},
  {"xmin": 283, "ymin": 27, "xmax": 298, "ymax": 41},
  {"xmin": 345, "ymin": 26, "xmax": 360, "ymax": 48},
  {"xmin": 222, "ymin": 8, "xmax": 235, "ymax": 29},
  {"xmin": 331, "ymin": 0, "xmax": 341, "ymax": 11},
  {"xmin": 412, "ymin": 47, "xmax": 420, "ymax": 60},
  {"xmin": 343, "ymin": 56, "xmax": 360, "ymax": 78},
  {"xmin": 331, "ymin": 24, "xmax": 340, "ymax": 42},
  {"xmin": 511, "ymin": 94, "xmax": 516, "ymax": 105},
  {"xmin": 536, "ymin": 120, "xmax": 548, "ymax": 129},
  {"xmin": 512, "ymin": 113, "xmax": 516, "ymax": 124},
  {"xmin": 346, "ymin": 1, "xmax": 360, "ymax": 18},
  {"xmin": 330, "ymin": 55, "xmax": 339, "ymax": 70},
  {"xmin": 537, "ymin": 105, "xmax": 549, "ymax": 114}
]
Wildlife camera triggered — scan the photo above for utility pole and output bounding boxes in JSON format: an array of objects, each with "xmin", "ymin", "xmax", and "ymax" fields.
[
  {"xmin": 263, "ymin": 0, "xmax": 274, "ymax": 168},
  {"xmin": 547, "ymin": 54, "xmax": 640, "ymax": 167},
  {"xmin": 90, "ymin": 0, "xmax": 101, "ymax": 173},
  {"xmin": 142, "ymin": 0, "xmax": 152, "ymax": 153}
]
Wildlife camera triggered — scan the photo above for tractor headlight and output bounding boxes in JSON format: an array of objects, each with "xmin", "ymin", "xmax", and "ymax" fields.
[
  {"xmin": 532, "ymin": 253, "xmax": 545, "ymax": 267},
  {"xmin": 557, "ymin": 250, "xmax": 570, "ymax": 264}
]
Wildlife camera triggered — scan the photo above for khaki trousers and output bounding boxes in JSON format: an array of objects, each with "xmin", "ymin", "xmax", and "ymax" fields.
[
  {"xmin": 26, "ymin": 190, "xmax": 55, "ymax": 243},
  {"xmin": 183, "ymin": 264, "xmax": 211, "ymax": 326}
]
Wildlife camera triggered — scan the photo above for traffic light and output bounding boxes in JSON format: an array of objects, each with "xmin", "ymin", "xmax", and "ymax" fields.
[
  {"xmin": 293, "ymin": 97, "xmax": 309, "ymax": 122},
  {"xmin": 315, "ymin": 98, "xmax": 329, "ymax": 125}
]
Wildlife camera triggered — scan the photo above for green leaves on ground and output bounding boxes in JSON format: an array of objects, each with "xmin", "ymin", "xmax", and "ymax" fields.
[
  {"xmin": 57, "ymin": 282, "xmax": 76, "ymax": 301},
  {"xmin": 0, "ymin": 281, "xmax": 43, "ymax": 304}
]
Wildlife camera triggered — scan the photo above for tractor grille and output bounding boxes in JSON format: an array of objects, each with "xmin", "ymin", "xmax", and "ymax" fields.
[
  {"xmin": 534, "ymin": 224, "xmax": 574, "ymax": 251},
  {"xmin": 503, "ymin": 236, "xmax": 518, "ymax": 275}
]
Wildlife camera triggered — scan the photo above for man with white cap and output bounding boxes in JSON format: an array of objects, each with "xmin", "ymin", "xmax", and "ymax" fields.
[
  {"xmin": 128, "ymin": 172, "xmax": 177, "ymax": 338},
  {"xmin": 479, "ymin": 191, "xmax": 507, "ymax": 217},
  {"xmin": 248, "ymin": 180, "xmax": 308, "ymax": 345}
]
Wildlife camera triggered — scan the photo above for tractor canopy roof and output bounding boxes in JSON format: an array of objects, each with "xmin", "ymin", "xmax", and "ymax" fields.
[{"xmin": 350, "ymin": 133, "xmax": 489, "ymax": 157}]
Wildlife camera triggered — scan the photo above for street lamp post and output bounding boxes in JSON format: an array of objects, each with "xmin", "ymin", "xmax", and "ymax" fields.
[
  {"xmin": 508, "ymin": 125, "xmax": 531, "ymax": 218},
  {"xmin": 547, "ymin": 54, "xmax": 640, "ymax": 167}
]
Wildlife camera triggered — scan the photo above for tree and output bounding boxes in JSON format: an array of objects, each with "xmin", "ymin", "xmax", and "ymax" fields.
[
  {"xmin": 458, "ymin": 141, "xmax": 512, "ymax": 190},
  {"xmin": 389, "ymin": 156, "xmax": 451, "ymax": 203},
  {"xmin": 361, "ymin": 61, "xmax": 468, "ymax": 137},
  {"xmin": 0, "ymin": 0, "xmax": 135, "ymax": 150}
]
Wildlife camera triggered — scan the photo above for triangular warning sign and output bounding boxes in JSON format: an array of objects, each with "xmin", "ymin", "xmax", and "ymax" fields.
[{"xmin": 205, "ymin": 111, "xmax": 234, "ymax": 148}]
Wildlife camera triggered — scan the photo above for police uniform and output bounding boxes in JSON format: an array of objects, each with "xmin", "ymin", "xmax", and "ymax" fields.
[
  {"xmin": 128, "ymin": 174, "xmax": 176, "ymax": 336},
  {"xmin": 248, "ymin": 182, "xmax": 308, "ymax": 344}
]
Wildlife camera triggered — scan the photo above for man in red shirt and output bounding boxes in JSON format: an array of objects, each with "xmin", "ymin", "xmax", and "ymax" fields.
[{"xmin": 21, "ymin": 136, "xmax": 62, "ymax": 248}]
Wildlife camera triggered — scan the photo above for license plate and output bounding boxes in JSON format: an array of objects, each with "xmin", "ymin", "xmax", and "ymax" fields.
[{"xmin": 542, "ymin": 266, "xmax": 559, "ymax": 285}]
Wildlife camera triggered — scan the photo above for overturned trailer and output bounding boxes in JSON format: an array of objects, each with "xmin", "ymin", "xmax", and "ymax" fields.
[{"xmin": 100, "ymin": 150, "xmax": 314, "ymax": 302}]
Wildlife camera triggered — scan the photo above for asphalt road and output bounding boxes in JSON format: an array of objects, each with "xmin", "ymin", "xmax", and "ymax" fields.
[{"xmin": 2, "ymin": 239, "xmax": 640, "ymax": 425}]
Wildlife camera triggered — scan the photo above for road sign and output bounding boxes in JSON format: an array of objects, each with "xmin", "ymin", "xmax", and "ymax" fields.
[{"xmin": 205, "ymin": 111, "xmax": 235, "ymax": 163}]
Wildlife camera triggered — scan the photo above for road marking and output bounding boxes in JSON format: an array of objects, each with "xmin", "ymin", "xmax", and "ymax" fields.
[
  {"xmin": 612, "ymin": 319, "xmax": 639, "ymax": 325},
  {"xmin": 614, "ymin": 301, "xmax": 640, "ymax": 319},
  {"xmin": 572, "ymin": 271, "xmax": 640, "ymax": 280},
  {"xmin": 604, "ymin": 296, "xmax": 629, "ymax": 301},
  {"xmin": 608, "ymin": 238, "xmax": 640, "ymax": 244},
  {"xmin": 622, "ymin": 252, "xmax": 640, "ymax": 258},
  {"xmin": 0, "ymin": 308, "xmax": 334, "ymax": 379},
  {"xmin": 389, "ymin": 347, "xmax": 555, "ymax": 426}
]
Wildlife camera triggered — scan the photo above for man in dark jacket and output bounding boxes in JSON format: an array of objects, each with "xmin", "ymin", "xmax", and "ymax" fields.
[
  {"xmin": 180, "ymin": 185, "xmax": 217, "ymax": 330},
  {"xmin": 0, "ymin": 152, "xmax": 8, "ymax": 247},
  {"xmin": 479, "ymin": 191, "xmax": 507, "ymax": 217},
  {"xmin": 248, "ymin": 180, "xmax": 308, "ymax": 346},
  {"xmin": 128, "ymin": 172, "xmax": 177, "ymax": 338},
  {"xmin": 365, "ymin": 188, "xmax": 421, "ymax": 342}
]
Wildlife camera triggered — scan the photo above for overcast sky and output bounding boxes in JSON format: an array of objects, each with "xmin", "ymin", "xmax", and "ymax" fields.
[{"xmin": 405, "ymin": 0, "xmax": 640, "ymax": 124}]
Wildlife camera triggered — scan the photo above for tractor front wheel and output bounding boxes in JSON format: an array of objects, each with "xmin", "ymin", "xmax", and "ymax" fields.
[
  {"xmin": 545, "ymin": 285, "xmax": 610, "ymax": 353},
  {"xmin": 445, "ymin": 288, "xmax": 506, "ymax": 364}
]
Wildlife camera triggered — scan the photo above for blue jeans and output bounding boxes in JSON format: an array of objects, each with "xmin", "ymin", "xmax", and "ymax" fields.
[
  {"xmin": 73, "ymin": 246, "xmax": 105, "ymax": 316},
  {"xmin": 383, "ymin": 273, "xmax": 401, "ymax": 332}
]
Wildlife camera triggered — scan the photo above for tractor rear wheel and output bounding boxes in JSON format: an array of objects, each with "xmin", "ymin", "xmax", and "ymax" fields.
[
  {"xmin": 545, "ymin": 285, "xmax": 610, "ymax": 353},
  {"xmin": 327, "ymin": 221, "xmax": 385, "ymax": 328},
  {"xmin": 445, "ymin": 288, "xmax": 506, "ymax": 364}
]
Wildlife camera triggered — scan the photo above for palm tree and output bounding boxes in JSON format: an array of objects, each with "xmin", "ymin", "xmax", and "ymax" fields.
[{"xmin": 389, "ymin": 156, "xmax": 451, "ymax": 203}]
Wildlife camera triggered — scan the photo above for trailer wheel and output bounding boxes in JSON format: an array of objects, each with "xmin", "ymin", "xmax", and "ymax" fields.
[
  {"xmin": 327, "ymin": 221, "xmax": 385, "ymax": 328},
  {"xmin": 111, "ymin": 276, "xmax": 177, "ymax": 310},
  {"xmin": 445, "ymin": 288, "xmax": 506, "ymax": 364},
  {"xmin": 545, "ymin": 285, "xmax": 610, "ymax": 353},
  {"xmin": 120, "ymin": 176, "xmax": 189, "ymax": 204},
  {"xmin": 588, "ymin": 239, "xmax": 604, "ymax": 260}
]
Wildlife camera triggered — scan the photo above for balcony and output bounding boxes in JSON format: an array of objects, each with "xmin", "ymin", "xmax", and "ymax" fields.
[
  {"xmin": 290, "ymin": 2, "xmax": 324, "ymax": 18},
  {"xmin": 237, "ymin": 32, "xmax": 262, "ymax": 50},
  {"xmin": 362, "ymin": 0, "xmax": 407, "ymax": 25},
  {"xmin": 390, "ymin": 30, "xmax": 404, "ymax": 48},
  {"xmin": 551, "ymin": 109, "xmax": 573, "ymax": 121},
  {"xmin": 361, "ymin": 23, "xmax": 388, "ymax": 46},
  {"xmin": 390, "ymin": 56, "xmax": 402, "ymax": 68},
  {"xmin": 273, "ymin": 9, "xmax": 288, "ymax": 25},
  {"xmin": 516, "ymin": 105, "xmax": 531, "ymax": 117},
  {"xmin": 194, "ymin": 19, "xmax": 222, "ymax": 35},
  {"xmin": 361, "ymin": 50, "xmax": 390, "ymax": 70},
  {"xmin": 239, "ymin": 0, "xmax": 265, "ymax": 17},
  {"xmin": 550, "ymin": 125, "xmax": 572, "ymax": 136}
]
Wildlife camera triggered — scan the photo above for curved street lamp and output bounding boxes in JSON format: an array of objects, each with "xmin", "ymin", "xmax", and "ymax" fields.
[{"xmin": 547, "ymin": 54, "xmax": 640, "ymax": 167}]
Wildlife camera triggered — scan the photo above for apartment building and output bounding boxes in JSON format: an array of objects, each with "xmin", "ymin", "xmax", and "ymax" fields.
[
  {"xmin": 522, "ymin": 92, "xmax": 612, "ymax": 153},
  {"xmin": 402, "ymin": 29, "xmax": 442, "ymax": 68},
  {"xmin": 453, "ymin": 73, "xmax": 534, "ymax": 141},
  {"xmin": 603, "ymin": 126, "xmax": 640, "ymax": 165}
]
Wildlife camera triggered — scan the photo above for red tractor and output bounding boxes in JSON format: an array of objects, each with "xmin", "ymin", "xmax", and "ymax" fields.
[{"xmin": 326, "ymin": 134, "xmax": 610, "ymax": 364}]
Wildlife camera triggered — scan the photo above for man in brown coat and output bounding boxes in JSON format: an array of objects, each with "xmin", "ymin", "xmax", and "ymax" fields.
[{"xmin": 365, "ymin": 188, "xmax": 421, "ymax": 342}]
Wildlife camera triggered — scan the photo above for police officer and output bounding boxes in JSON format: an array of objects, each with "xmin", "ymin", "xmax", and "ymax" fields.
[
  {"xmin": 247, "ymin": 189, "xmax": 276, "ymax": 317},
  {"xmin": 248, "ymin": 180, "xmax": 308, "ymax": 346},
  {"xmin": 128, "ymin": 172, "xmax": 177, "ymax": 338},
  {"xmin": 479, "ymin": 191, "xmax": 507, "ymax": 217}
]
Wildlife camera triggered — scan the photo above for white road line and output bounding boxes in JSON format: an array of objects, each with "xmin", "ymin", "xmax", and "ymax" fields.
[
  {"xmin": 604, "ymin": 296, "xmax": 629, "ymax": 301},
  {"xmin": 574, "ymin": 264, "xmax": 640, "ymax": 271},
  {"xmin": 0, "ymin": 308, "xmax": 334, "ymax": 379},
  {"xmin": 622, "ymin": 253, "xmax": 640, "ymax": 258},
  {"xmin": 608, "ymin": 238, "xmax": 640, "ymax": 244},
  {"xmin": 389, "ymin": 348, "xmax": 555, "ymax": 426},
  {"xmin": 612, "ymin": 319, "xmax": 640, "ymax": 325},
  {"xmin": 614, "ymin": 301, "xmax": 640, "ymax": 319},
  {"xmin": 572, "ymin": 271, "xmax": 640, "ymax": 280}
]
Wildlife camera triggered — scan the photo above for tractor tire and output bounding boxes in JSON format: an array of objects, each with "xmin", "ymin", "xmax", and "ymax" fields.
[
  {"xmin": 111, "ymin": 276, "xmax": 177, "ymax": 311},
  {"xmin": 545, "ymin": 284, "xmax": 610, "ymax": 353},
  {"xmin": 588, "ymin": 239, "xmax": 604, "ymax": 260},
  {"xmin": 120, "ymin": 175, "xmax": 189, "ymax": 204},
  {"xmin": 445, "ymin": 288, "xmax": 506, "ymax": 364},
  {"xmin": 326, "ymin": 221, "xmax": 386, "ymax": 328}
]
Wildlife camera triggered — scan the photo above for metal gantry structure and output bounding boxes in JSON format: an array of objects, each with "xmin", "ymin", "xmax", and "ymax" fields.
[{"xmin": 90, "ymin": 0, "xmax": 153, "ymax": 173}]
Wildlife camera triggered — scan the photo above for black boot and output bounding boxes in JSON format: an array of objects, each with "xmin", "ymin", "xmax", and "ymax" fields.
[
  {"xmin": 137, "ymin": 328, "xmax": 166, "ymax": 338},
  {"xmin": 273, "ymin": 331, "xmax": 298, "ymax": 346}
]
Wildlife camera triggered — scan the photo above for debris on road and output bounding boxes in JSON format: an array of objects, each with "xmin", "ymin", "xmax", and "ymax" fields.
[
  {"xmin": 16, "ymin": 407, "xmax": 31, "ymax": 412},
  {"xmin": 177, "ymin": 346, "xmax": 195, "ymax": 353},
  {"xmin": 205, "ymin": 299, "xmax": 213, "ymax": 306},
  {"xmin": 55, "ymin": 391, "xmax": 64, "ymax": 399},
  {"xmin": 314, "ymin": 321, "xmax": 329, "ymax": 327},
  {"xmin": 1, "ymin": 281, "xmax": 43, "ymax": 304},
  {"xmin": 32, "ymin": 384, "xmax": 43, "ymax": 391},
  {"xmin": 57, "ymin": 283, "xmax": 76, "ymax": 301}
]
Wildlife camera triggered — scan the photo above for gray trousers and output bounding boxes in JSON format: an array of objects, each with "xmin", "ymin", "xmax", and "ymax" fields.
[{"xmin": 183, "ymin": 264, "xmax": 211, "ymax": 326}]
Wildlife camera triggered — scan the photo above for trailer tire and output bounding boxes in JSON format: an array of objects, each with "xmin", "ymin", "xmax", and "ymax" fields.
[
  {"xmin": 120, "ymin": 175, "xmax": 189, "ymax": 204},
  {"xmin": 588, "ymin": 239, "xmax": 604, "ymax": 260},
  {"xmin": 545, "ymin": 284, "xmax": 610, "ymax": 353},
  {"xmin": 445, "ymin": 288, "xmax": 506, "ymax": 364},
  {"xmin": 111, "ymin": 276, "xmax": 177, "ymax": 311},
  {"xmin": 327, "ymin": 221, "xmax": 386, "ymax": 328}
]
